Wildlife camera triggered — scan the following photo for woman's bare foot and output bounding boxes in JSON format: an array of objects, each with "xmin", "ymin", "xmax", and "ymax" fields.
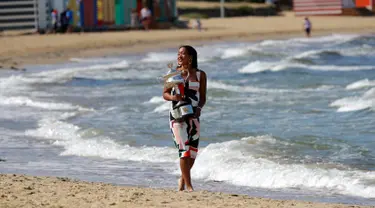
[
  {"xmin": 186, "ymin": 185, "xmax": 194, "ymax": 192},
  {"xmin": 178, "ymin": 178, "xmax": 185, "ymax": 191}
]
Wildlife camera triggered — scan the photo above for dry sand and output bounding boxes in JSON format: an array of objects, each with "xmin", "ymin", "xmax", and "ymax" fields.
[
  {"xmin": 1, "ymin": 12, "xmax": 375, "ymax": 70},
  {"xmin": 1, "ymin": 174, "xmax": 374, "ymax": 208}
]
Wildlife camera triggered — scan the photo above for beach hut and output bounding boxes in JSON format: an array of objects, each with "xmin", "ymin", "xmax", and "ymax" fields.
[
  {"xmin": 113, "ymin": 0, "xmax": 137, "ymax": 26},
  {"xmin": 50, "ymin": 0, "xmax": 65, "ymax": 18},
  {"xmin": 355, "ymin": 0, "xmax": 374, "ymax": 10},
  {"xmin": 55, "ymin": 0, "xmax": 177, "ymax": 29},
  {"xmin": 80, "ymin": 0, "xmax": 116, "ymax": 28},
  {"xmin": 81, "ymin": 0, "xmax": 95, "ymax": 28},
  {"xmin": 293, "ymin": 0, "xmax": 374, "ymax": 16},
  {"xmin": 66, "ymin": 0, "xmax": 81, "ymax": 26},
  {"xmin": 157, "ymin": 0, "xmax": 176, "ymax": 21},
  {"xmin": 112, "ymin": 0, "xmax": 176, "ymax": 26},
  {"xmin": 103, "ymin": 0, "xmax": 115, "ymax": 25},
  {"xmin": 114, "ymin": 0, "xmax": 124, "ymax": 25},
  {"xmin": 96, "ymin": 0, "xmax": 104, "ymax": 25},
  {"xmin": 293, "ymin": 0, "xmax": 343, "ymax": 15},
  {"xmin": 0, "ymin": 0, "xmax": 52, "ymax": 32}
]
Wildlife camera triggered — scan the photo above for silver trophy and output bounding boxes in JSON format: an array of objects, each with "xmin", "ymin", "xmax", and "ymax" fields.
[{"xmin": 163, "ymin": 63, "xmax": 194, "ymax": 121}]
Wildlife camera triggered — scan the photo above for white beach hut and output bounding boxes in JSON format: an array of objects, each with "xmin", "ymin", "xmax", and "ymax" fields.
[{"xmin": 0, "ymin": 0, "xmax": 51, "ymax": 32}]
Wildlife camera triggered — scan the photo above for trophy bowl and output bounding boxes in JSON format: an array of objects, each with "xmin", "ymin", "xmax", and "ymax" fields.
[
  {"xmin": 163, "ymin": 63, "xmax": 184, "ymax": 88},
  {"xmin": 163, "ymin": 68, "xmax": 181, "ymax": 81},
  {"xmin": 162, "ymin": 63, "xmax": 194, "ymax": 121},
  {"xmin": 164, "ymin": 74, "xmax": 184, "ymax": 89}
]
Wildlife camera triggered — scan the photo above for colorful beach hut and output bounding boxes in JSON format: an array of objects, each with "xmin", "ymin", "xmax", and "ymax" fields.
[
  {"xmin": 293, "ymin": 0, "xmax": 374, "ymax": 16},
  {"xmin": 355, "ymin": 0, "xmax": 374, "ymax": 9},
  {"xmin": 66, "ymin": 0, "xmax": 81, "ymax": 26},
  {"xmin": 114, "ymin": 0, "xmax": 137, "ymax": 25},
  {"xmin": 51, "ymin": 0, "xmax": 177, "ymax": 30}
]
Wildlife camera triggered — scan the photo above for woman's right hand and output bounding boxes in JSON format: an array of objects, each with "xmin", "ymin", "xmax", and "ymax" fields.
[{"xmin": 173, "ymin": 94, "xmax": 184, "ymax": 101}]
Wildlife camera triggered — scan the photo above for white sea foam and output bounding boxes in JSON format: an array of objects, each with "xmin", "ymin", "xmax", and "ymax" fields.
[
  {"xmin": 291, "ymin": 49, "xmax": 341, "ymax": 60},
  {"xmin": 59, "ymin": 139, "xmax": 176, "ymax": 163},
  {"xmin": 308, "ymin": 65, "xmax": 375, "ymax": 71},
  {"xmin": 260, "ymin": 34, "xmax": 358, "ymax": 46},
  {"xmin": 25, "ymin": 118, "xmax": 176, "ymax": 163},
  {"xmin": 330, "ymin": 97, "xmax": 373, "ymax": 112},
  {"xmin": 148, "ymin": 96, "xmax": 169, "ymax": 113},
  {"xmin": 0, "ymin": 96, "xmax": 91, "ymax": 111},
  {"xmin": 330, "ymin": 88, "xmax": 375, "ymax": 112},
  {"xmin": 238, "ymin": 61, "xmax": 279, "ymax": 73},
  {"xmin": 239, "ymin": 61, "xmax": 375, "ymax": 74},
  {"xmin": 293, "ymin": 34, "xmax": 359, "ymax": 44},
  {"xmin": 192, "ymin": 136, "xmax": 375, "ymax": 198},
  {"xmin": 153, "ymin": 102, "xmax": 170, "ymax": 113},
  {"xmin": 346, "ymin": 79, "xmax": 375, "ymax": 90},
  {"xmin": 141, "ymin": 52, "xmax": 176, "ymax": 63},
  {"xmin": 0, "ymin": 61, "xmax": 130, "ymax": 92},
  {"xmin": 33, "ymin": 60, "xmax": 130, "ymax": 82},
  {"xmin": 69, "ymin": 57, "xmax": 125, "ymax": 64},
  {"xmin": 341, "ymin": 44, "xmax": 375, "ymax": 57},
  {"xmin": 145, "ymin": 96, "xmax": 165, "ymax": 104},
  {"xmin": 208, "ymin": 80, "xmax": 290, "ymax": 93},
  {"xmin": 77, "ymin": 68, "xmax": 161, "ymax": 80},
  {"xmin": 259, "ymin": 39, "xmax": 304, "ymax": 47},
  {"xmin": 238, "ymin": 61, "xmax": 300, "ymax": 74},
  {"xmin": 220, "ymin": 48, "xmax": 249, "ymax": 59}
]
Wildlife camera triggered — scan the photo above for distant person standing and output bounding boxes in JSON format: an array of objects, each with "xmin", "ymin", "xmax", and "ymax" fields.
[
  {"xmin": 140, "ymin": 4, "xmax": 152, "ymax": 30},
  {"xmin": 65, "ymin": 8, "xmax": 74, "ymax": 33},
  {"xmin": 60, "ymin": 9, "xmax": 68, "ymax": 33},
  {"xmin": 192, "ymin": 18, "xmax": 202, "ymax": 31},
  {"xmin": 304, "ymin": 17, "xmax": 312, "ymax": 38},
  {"xmin": 50, "ymin": 9, "xmax": 58, "ymax": 33}
]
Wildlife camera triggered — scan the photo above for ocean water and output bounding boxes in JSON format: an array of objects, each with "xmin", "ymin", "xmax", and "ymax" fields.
[{"xmin": 1, "ymin": 34, "xmax": 375, "ymax": 205}]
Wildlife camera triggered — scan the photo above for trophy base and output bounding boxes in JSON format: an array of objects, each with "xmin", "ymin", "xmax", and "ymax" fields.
[{"xmin": 171, "ymin": 103, "xmax": 194, "ymax": 121}]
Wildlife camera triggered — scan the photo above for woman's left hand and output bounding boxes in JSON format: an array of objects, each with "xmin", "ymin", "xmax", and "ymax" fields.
[{"xmin": 195, "ymin": 108, "xmax": 201, "ymax": 118}]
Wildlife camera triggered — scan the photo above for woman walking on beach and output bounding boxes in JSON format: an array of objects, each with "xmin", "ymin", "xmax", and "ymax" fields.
[{"xmin": 163, "ymin": 46, "xmax": 207, "ymax": 192}]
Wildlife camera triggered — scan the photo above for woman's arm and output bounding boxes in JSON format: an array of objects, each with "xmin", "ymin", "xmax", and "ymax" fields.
[
  {"xmin": 163, "ymin": 86, "xmax": 183, "ymax": 101},
  {"xmin": 195, "ymin": 70, "xmax": 207, "ymax": 117}
]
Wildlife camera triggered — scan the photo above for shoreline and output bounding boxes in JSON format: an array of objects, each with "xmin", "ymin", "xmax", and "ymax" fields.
[
  {"xmin": 1, "ymin": 13, "xmax": 375, "ymax": 70},
  {"xmin": 1, "ymin": 29, "xmax": 371, "ymax": 70},
  {"xmin": 1, "ymin": 174, "xmax": 374, "ymax": 208}
]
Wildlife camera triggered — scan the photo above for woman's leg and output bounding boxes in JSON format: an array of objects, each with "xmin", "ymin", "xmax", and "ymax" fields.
[
  {"xmin": 179, "ymin": 158, "xmax": 195, "ymax": 191},
  {"xmin": 173, "ymin": 118, "xmax": 199, "ymax": 191},
  {"xmin": 180, "ymin": 157, "xmax": 195, "ymax": 191},
  {"xmin": 179, "ymin": 118, "xmax": 200, "ymax": 191}
]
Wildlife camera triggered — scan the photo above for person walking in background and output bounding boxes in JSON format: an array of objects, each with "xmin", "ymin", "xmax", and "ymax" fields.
[
  {"xmin": 60, "ymin": 9, "xmax": 68, "ymax": 33},
  {"xmin": 65, "ymin": 8, "xmax": 74, "ymax": 33},
  {"xmin": 59, "ymin": 8, "xmax": 73, "ymax": 34},
  {"xmin": 50, "ymin": 9, "xmax": 58, "ymax": 34},
  {"xmin": 192, "ymin": 18, "xmax": 202, "ymax": 31},
  {"xmin": 304, "ymin": 17, "xmax": 312, "ymax": 38}
]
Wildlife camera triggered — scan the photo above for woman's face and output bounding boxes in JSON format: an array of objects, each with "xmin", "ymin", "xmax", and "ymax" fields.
[{"xmin": 177, "ymin": 47, "xmax": 190, "ymax": 66}]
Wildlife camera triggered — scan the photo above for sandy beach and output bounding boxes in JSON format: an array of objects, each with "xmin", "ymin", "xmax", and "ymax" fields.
[
  {"xmin": 0, "ymin": 174, "xmax": 374, "ymax": 208},
  {"xmin": 1, "ymin": 12, "xmax": 375, "ymax": 69}
]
